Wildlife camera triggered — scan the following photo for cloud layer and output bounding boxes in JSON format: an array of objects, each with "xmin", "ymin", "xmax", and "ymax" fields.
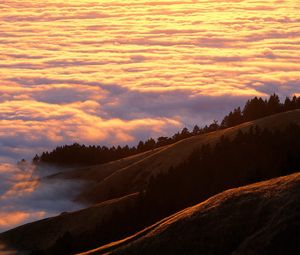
[
  {"xmin": 1, "ymin": 0, "xmax": 300, "ymax": 161},
  {"xmin": 0, "ymin": 0, "xmax": 300, "ymax": 234}
]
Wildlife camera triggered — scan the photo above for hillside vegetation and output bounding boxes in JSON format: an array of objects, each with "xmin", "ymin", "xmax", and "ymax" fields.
[{"xmin": 73, "ymin": 110, "xmax": 300, "ymax": 204}]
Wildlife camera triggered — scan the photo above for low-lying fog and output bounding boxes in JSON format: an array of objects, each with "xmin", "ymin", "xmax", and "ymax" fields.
[{"xmin": 0, "ymin": 161, "xmax": 85, "ymax": 233}]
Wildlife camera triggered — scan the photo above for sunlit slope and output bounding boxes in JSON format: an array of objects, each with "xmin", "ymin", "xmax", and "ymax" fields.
[
  {"xmin": 50, "ymin": 146, "xmax": 164, "ymax": 182},
  {"xmin": 72, "ymin": 110, "xmax": 300, "ymax": 203},
  {"xmin": 0, "ymin": 193, "xmax": 139, "ymax": 253},
  {"xmin": 80, "ymin": 172, "xmax": 300, "ymax": 255}
]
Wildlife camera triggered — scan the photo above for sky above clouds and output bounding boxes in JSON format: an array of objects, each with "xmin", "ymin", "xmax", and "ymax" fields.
[
  {"xmin": 1, "ymin": 0, "xmax": 300, "ymax": 161},
  {"xmin": 0, "ymin": 0, "xmax": 300, "ymax": 234}
]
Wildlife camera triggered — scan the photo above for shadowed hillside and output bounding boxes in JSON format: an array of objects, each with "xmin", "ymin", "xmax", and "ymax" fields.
[
  {"xmin": 48, "ymin": 147, "xmax": 163, "ymax": 186},
  {"xmin": 1, "ymin": 110, "xmax": 300, "ymax": 254},
  {"xmin": 80, "ymin": 173, "xmax": 300, "ymax": 255},
  {"xmin": 68, "ymin": 110, "xmax": 300, "ymax": 204},
  {"xmin": 0, "ymin": 193, "xmax": 140, "ymax": 254}
]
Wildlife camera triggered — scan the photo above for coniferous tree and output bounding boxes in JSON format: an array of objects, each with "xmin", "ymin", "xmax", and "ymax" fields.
[
  {"xmin": 192, "ymin": 125, "xmax": 200, "ymax": 135},
  {"xmin": 267, "ymin": 93, "xmax": 281, "ymax": 114}
]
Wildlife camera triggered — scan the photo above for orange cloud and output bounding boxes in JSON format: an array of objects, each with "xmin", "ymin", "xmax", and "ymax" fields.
[
  {"xmin": 0, "ymin": 0, "xmax": 299, "ymax": 233},
  {"xmin": 0, "ymin": 0, "xmax": 299, "ymax": 161},
  {"xmin": 0, "ymin": 211, "xmax": 46, "ymax": 230},
  {"xmin": 0, "ymin": 162, "xmax": 85, "ymax": 232}
]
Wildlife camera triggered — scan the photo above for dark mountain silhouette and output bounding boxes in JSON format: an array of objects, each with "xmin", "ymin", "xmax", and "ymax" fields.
[
  {"xmin": 1, "ymin": 109, "xmax": 300, "ymax": 254},
  {"xmin": 67, "ymin": 110, "xmax": 300, "ymax": 205},
  {"xmin": 0, "ymin": 193, "xmax": 140, "ymax": 255},
  {"xmin": 80, "ymin": 173, "xmax": 300, "ymax": 255}
]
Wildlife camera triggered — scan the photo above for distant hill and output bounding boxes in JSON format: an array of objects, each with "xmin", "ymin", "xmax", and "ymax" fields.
[
  {"xmin": 80, "ymin": 173, "xmax": 300, "ymax": 255},
  {"xmin": 64, "ymin": 110, "xmax": 300, "ymax": 204}
]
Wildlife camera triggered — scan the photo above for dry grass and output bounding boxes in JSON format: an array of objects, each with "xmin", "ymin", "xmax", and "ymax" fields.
[{"xmin": 79, "ymin": 172, "xmax": 300, "ymax": 255}]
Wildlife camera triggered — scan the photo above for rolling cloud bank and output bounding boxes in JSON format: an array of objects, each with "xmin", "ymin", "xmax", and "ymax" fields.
[{"xmin": 0, "ymin": 0, "xmax": 300, "ymax": 231}]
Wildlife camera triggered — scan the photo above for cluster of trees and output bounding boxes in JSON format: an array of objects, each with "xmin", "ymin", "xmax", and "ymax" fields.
[
  {"xmin": 32, "ymin": 123, "xmax": 300, "ymax": 255},
  {"xmin": 34, "ymin": 143, "xmax": 137, "ymax": 166},
  {"xmin": 33, "ymin": 137, "xmax": 180, "ymax": 166},
  {"xmin": 33, "ymin": 94, "xmax": 300, "ymax": 166},
  {"xmin": 143, "ymin": 123, "xmax": 300, "ymax": 217},
  {"xmin": 221, "ymin": 94, "xmax": 300, "ymax": 128}
]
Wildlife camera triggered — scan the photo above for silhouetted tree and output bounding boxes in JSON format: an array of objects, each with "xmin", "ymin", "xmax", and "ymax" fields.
[
  {"xmin": 192, "ymin": 125, "xmax": 201, "ymax": 135},
  {"xmin": 221, "ymin": 107, "xmax": 243, "ymax": 128},
  {"xmin": 243, "ymin": 97, "xmax": 267, "ymax": 121},
  {"xmin": 267, "ymin": 94, "xmax": 281, "ymax": 114}
]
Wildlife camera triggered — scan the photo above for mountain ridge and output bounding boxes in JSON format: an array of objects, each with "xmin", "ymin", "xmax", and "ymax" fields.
[
  {"xmin": 66, "ymin": 110, "xmax": 300, "ymax": 204},
  {"xmin": 1, "ymin": 110, "xmax": 300, "ymax": 254},
  {"xmin": 79, "ymin": 172, "xmax": 300, "ymax": 255}
]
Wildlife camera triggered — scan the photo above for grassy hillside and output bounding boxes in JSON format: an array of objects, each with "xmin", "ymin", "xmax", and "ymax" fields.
[
  {"xmin": 80, "ymin": 173, "xmax": 300, "ymax": 255},
  {"xmin": 48, "ymin": 147, "xmax": 163, "ymax": 184},
  {"xmin": 65, "ymin": 110, "xmax": 300, "ymax": 204}
]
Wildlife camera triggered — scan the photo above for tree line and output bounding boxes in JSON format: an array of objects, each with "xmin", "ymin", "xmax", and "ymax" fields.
[
  {"xmin": 32, "ymin": 123, "xmax": 300, "ymax": 254},
  {"xmin": 33, "ymin": 94, "xmax": 300, "ymax": 166},
  {"xmin": 142, "ymin": 123, "xmax": 300, "ymax": 217}
]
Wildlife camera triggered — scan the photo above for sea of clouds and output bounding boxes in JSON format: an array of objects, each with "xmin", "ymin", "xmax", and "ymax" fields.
[{"xmin": 0, "ymin": 0, "xmax": 300, "ymax": 232}]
